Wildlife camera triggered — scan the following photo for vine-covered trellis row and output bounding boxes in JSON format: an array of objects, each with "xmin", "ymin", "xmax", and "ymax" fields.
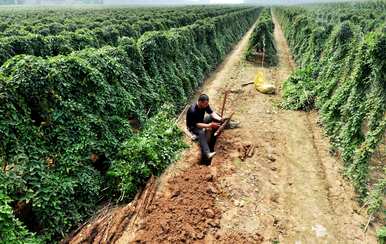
[
  {"xmin": 0, "ymin": 6, "xmax": 249, "ymax": 66},
  {"xmin": 274, "ymin": 1, "xmax": 385, "ymax": 219},
  {"xmin": 0, "ymin": 7, "xmax": 261, "ymax": 243},
  {"xmin": 245, "ymin": 8, "xmax": 278, "ymax": 66}
]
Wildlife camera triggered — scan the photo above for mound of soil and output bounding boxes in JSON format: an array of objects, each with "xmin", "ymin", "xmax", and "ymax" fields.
[{"xmin": 134, "ymin": 165, "xmax": 221, "ymax": 243}]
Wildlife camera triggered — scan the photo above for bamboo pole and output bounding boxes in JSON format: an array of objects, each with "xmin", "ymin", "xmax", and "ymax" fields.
[{"xmin": 220, "ymin": 90, "xmax": 229, "ymax": 117}]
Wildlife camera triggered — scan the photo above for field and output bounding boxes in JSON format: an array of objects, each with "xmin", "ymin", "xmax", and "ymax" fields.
[
  {"xmin": 0, "ymin": 2, "xmax": 384, "ymax": 243},
  {"xmin": 0, "ymin": 5, "xmax": 261, "ymax": 242}
]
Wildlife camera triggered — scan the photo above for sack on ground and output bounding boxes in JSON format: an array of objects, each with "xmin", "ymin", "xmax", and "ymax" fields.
[{"xmin": 254, "ymin": 71, "xmax": 276, "ymax": 94}]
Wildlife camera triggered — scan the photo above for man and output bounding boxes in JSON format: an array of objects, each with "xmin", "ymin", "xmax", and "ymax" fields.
[{"xmin": 186, "ymin": 94, "xmax": 223, "ymax": 164}]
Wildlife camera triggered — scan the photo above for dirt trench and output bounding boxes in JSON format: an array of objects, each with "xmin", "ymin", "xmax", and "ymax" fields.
[{"xmin": 68, "ymin": 14, "xmax": 379, "ymax": 244}]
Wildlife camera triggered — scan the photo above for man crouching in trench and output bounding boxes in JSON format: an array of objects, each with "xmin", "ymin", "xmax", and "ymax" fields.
[{"xmin": 186, "ymin": 94, "xmax": 223, "ymax": 165}]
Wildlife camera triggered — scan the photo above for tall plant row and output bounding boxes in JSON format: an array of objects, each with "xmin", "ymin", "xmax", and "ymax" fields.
[
  {"xmin": 0, "ymin": 6, "xmax": 248, "ymax": 66},
  {"xmin": 0, "ymin": 7, "xmax": 261, "ymax": 242},
  {"xmin": 245, "ymin": 8, "xmax": 278, "ymax": 66},
  {"xmin": 274, "ymin": 2, "xmax": 385, "ymax": 219}
]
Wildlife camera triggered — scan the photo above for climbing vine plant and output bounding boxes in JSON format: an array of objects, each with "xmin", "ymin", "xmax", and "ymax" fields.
[
  {"xmin": 0, "ymin": 6, "xmax": 261, "ymax": 243},
  {"xmin": 245, "ymin": 8, "xmax": 278, "ymax": 66},
  {"xmin": 275, "ymin": 1, "xmax": 385, "ymax": 224}
]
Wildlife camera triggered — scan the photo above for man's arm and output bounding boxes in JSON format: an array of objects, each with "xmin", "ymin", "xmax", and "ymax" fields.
[
  {"xmin": 210, "ymin": 112, "xmax": 222, "ymax": 122},
  {"xmin": 199, "ymin": 110, "xmax": 222, "ymax": 129},
  {"xmin": 196, "ymin": 122, "xmax": 211, "ymax": 129},
  {"xmin": 206, "ymin": 105, "xmax": 222, "ymax": 122},
  {"xmin": 187, "ymin": 106, "xmax": 210, "ymax": 129},
  {"xmin": 186, "ymin": 107, "xmax": 195, "ymax": 130}
]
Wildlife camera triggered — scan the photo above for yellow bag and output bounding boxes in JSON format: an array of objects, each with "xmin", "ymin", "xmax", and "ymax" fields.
[{"xmin": 254, "ymin": 71, "xmax": 276, "ymax": 94}]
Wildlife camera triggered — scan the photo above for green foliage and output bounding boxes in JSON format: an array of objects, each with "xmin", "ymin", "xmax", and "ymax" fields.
[
  {"xmin": 366, "ymin": 179, "xmax": 386, "ymax": 215},
  {"xmin": 0, "ymin": 6, "xmax": 261, "ymax": 242},
  {"xmin": 0, "ymin": 6, "xmax": 251, "ymax": 66},
  {"xmin": 107, "ymin": 105, "xmax": 186, "ymax": 201},
  {"xmin": 0, "ymin": 192, "xmax": 41, "ymax": 244},
  {"xmin": 275, "ymin": 1, "xmax": 386, "ymax": 215},
  {"xmin": 378, "ymin": 226, "xmax": 386, "ymax": 244},
  {"xmin": 137, "ymin": 8, "xmax": 261, "ymax": 111},
  {"xmin": 245, "ymin": 8, "xmax": 278, "ymax": 66},
  {"xmin": 281, "ymin": 65, "xmax": 316, "ymax": 111}
]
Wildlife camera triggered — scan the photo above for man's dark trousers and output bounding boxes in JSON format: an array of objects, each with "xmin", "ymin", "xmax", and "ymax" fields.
[{"xmin": 190, "ymin": 115, "xmax": 218, "ymax": 164}]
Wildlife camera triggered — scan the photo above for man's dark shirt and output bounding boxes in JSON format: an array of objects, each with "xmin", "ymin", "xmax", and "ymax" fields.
[{"xmin": 186, "ymin": 103, "xmax": 213, "ymax": 131}]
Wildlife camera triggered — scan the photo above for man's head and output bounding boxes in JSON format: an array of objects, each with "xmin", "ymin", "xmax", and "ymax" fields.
[{"xmin": 197, "ymin": 94, "xmax": 209, "ymax": 109}]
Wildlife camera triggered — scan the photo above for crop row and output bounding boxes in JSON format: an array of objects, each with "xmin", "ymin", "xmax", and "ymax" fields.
[
  {"xmin": 274, "ymin": 2, "xmax": 385, "ymax": 217},
  {"xmin": 0, "ymin": 7, "xmax": 261, "ymax": 242},
  {"xmin": 0, "ymin": 6, "xmax": 248, "ymax": 66},
  {"xmin": 0, "ymin": 6, "xmax": 247, "ymax": 37},
  {"xmin": 245, "ymin": 8, "xmax": 277, "ymax": 66}
]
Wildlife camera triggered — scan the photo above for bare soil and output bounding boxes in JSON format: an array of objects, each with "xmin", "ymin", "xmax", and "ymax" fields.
[{"xmin": 67, "ymin": 14, "xmax": 379, "ymax": 244}]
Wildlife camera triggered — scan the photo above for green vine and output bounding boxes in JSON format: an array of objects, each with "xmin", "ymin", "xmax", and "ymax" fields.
[
  {"xmin": 275, "ymin": 2, "xmax": 385, "ymax": 218},
  {"xmin": 0, "ymin": 6, "xmax": 261, "ymax": 242},
  {"xmin": 245, "ymin": 8, "xmax": 278, "ymax": 66}
]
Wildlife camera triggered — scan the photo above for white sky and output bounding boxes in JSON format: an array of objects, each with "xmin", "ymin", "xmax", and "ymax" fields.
[{"xmin": 209, "ymin": 0, "xmax": 244, "ymax": 3}]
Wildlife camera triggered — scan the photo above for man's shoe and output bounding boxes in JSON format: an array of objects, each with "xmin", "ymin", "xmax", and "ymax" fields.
[
  {"xmin": 191, "ymin": 134, "xmax": 198, "ymax": 141},
  {"xmin": 206, "ymin": 152, "xmax": 216, "ymax": 159}
]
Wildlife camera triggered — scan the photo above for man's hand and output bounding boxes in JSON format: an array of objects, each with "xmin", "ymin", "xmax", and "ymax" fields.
[{"xmin": 210, "ymin": 122, "xmax": 220, "ymax": 129}]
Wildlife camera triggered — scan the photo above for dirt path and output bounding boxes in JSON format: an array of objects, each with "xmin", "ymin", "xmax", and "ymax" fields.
[{"xmin": 68, "ymin": 14, "xmax": 378, "ymax": 244}]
